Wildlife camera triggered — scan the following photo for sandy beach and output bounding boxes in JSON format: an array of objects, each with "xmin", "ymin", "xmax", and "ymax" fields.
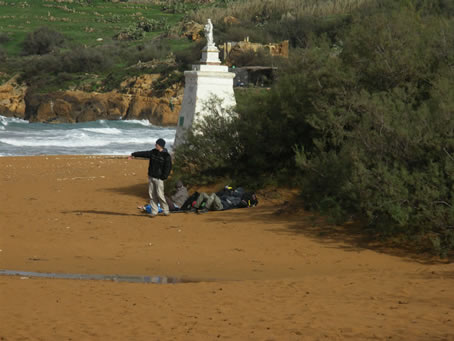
[{"xmin": 0, "ymin": 156, "xmax": 453, "ymax": 340}]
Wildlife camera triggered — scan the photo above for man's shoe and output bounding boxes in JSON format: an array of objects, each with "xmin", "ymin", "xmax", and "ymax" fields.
[
  {"xmin": 163, "ymin": 212, "xmax": 170, "ymax": 216},
  {"xmin": 149, "ymin": 214, "xmax": 158, "ymax": 218}
]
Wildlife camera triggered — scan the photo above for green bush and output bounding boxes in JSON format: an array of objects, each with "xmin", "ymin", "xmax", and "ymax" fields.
[
  {"xmin": 20, "ymin": 54, "xmax": 64, "ymax": 80},
  {"xmin": 293, "ymin": 6, "xmax": 454, "ymax": 254},
  {"xmin": 216, "ymin": 24, "xmax": 275, "ymax": 46},
  {"xmin": 228, "ymin": 47, "xmax": 273, "ymax": 67},
  {"xmin": 21, "ymin": 27, "xmax": 65, "ymax": 56},
  {"xmin": 174, "ymin": 1, "xmax": 454, "ymax": 255},
  {"xmin": 61, "ymin": 47, "xmax": 114, "ymax": 73},
  {"xmin": 265, "ymin": 14, "xmax": 351, "ymax": 48},
  {"xmin": 174, "ymin": 40, "xmax": 205, "ymax": 70},
  {"xmin": 0, "ymin": 32, "xmax": 10, "ymax": 45},
  {"xmin": 123, "ymin": 42, "xmax": 171, "ymax": 65},
  {"xmin": 18, "ymin": 44, "xmax": 115, "ymax": 88},
  {"xmin": 173, "ymin": 97, "xmax": 241, "ymax": 184},
  {"xmin": 0, "ymin": 47, "xmax": 7, "ymax": 63},
  {"xmin": 295, "ymin": 80, "xmax": 454, "ymax": 254}
]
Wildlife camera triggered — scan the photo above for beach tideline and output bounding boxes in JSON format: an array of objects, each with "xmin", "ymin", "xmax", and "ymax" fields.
[{"xmin": 0, "ymin": 156, "xmax": 453, "ymax": 340}]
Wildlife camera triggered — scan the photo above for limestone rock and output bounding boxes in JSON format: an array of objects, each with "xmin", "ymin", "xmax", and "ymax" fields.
[
  {"xmin": 0, "ymin": 76, "xmax": 26, "ymax": 118},
  {"xmin": 181, "ymin": 21, "xmax": 204, "ymax": 41},
  {"xmin": 223, "ymin": 16, "xmax": 240, "ymax": 25},
  {"xmin": 125, "ymin": 94, "xmax": 182, "ymax": 126},
  {"xmin": 155, "ymin": 97, "xmax": 181, "ymax": 126},
  {"xmin": 120, "ymin": 74, "xmax": 161, "ymax": 96},
  {"xmin": 25, "ymin": 85, "xmax": 182, "ymax": 126},
  {"xmin": 3, "ymin": 71, "xmax": 183, "ymax": 126},
  {"xmin": 125, "ymin": 95, "xmax": 156, "ymax": 120},
  {"xmin": 26, "ymin": 91, "xmax": 132, "ymax": 123},
  {"xmin": 35, "ymin": 98, "xmax": 75, "ymax": 123},
  {"xmin": 221, "ymin": 38, "xmax": 289, "ymax": 65},
  {"xmin": 113, "ymin": 32, "xmax": 133, "ymax": 41}
]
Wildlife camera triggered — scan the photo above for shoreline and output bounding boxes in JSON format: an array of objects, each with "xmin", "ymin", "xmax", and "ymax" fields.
[{"xmin": 1, "ymin": 156, "xmax": 453, "ymax": 340}]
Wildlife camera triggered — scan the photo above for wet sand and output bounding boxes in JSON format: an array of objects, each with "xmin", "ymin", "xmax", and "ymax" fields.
[{"xmin": 0, "ymin": 156, "xmax": 453, "ymax": 340}]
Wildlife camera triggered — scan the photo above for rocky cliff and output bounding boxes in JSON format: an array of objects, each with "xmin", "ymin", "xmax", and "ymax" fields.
[
  {"xmin": 0, "ymin": 74, "xmax": 183, "ymax": 126},
  {"xmin": 0, "ymin": 75, "xmax": 26, "ymax": 118}
]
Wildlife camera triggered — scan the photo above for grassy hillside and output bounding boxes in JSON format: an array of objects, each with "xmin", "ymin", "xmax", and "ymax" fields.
[
  {"xmin": 0, "ymin": 0, "xmax": 183, "ymax": 56},
  {"xmin": 0, "ymin": 0, "xmax": 206, "ymax": 91}
]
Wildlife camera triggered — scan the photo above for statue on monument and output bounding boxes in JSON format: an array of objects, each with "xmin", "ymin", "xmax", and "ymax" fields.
[
  {"xmin": 204, "ymin": 19, "xmax": 214, "ymax": 47},
  {"xmin": 173, "ymin": 17, "xmax": 236, "ymax": 147}
]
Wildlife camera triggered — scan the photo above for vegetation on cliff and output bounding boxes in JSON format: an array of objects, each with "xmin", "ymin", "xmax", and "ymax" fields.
[{"xmin": 174, "ymin": 0, "xmax": 454, "ymax": 256}]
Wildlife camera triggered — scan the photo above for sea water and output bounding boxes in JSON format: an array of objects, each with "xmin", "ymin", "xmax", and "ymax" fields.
[{"xmin": 0, "ymin": 115, "xmax": 176, "ymax": 156}]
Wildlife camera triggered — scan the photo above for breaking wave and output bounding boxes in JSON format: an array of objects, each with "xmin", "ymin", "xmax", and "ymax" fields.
[{"xmin": 0, "ymin": 116, "xmax": 176, "ymax": 156}]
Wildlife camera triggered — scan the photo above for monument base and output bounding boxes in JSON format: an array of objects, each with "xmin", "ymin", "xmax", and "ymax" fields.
[{"xmin": 173, "ymin": 21, "xmax": 236, "ymax": 147}]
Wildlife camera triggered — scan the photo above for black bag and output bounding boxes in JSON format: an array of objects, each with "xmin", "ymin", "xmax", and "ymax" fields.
[
  {"xmin": 238, "ymin": 192, "xmax": 258, "ymax": 208},
  {"xmin": 180, "ymin": 192, "xmax": 200, "ymax": 211}
]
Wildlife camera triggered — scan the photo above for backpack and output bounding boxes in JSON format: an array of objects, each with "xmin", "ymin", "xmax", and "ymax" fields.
[
  {"xmin": 238, "ymin": 192, "xmax": 258, "ymax": 208},
  {"xmin": 180, "ymin": 192, "xmax": 200, "ymax": 211}
]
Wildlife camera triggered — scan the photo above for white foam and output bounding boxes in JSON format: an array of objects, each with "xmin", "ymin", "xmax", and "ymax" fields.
[
  {"xmin": 121, "ymin": 119, "xmax": 152, "ymax": 127},
  {"xmin": 0, "ymin": 133, "xmax": 164, "ymax": 147},
  {"xmin": 0, "ymin": 116, "xmax": 28, "ymax": 125},
  {"xmin": 81, "ymin": 128, "xmax": 123, "ymax": 135},
  {"xmin": 0, "ymin": 137, "xmax": 111, "ymax": 147}
]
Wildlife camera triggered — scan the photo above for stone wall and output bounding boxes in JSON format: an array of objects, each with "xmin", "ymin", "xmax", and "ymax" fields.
[{"xmin": 222, "ymin": 38, "xmax": 289, "ymax": 65}]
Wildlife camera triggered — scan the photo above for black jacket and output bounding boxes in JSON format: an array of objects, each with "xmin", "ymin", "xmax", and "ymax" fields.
[{"xmin": 132, "ymin": 148, "xmax": 172, "ymax": 180}]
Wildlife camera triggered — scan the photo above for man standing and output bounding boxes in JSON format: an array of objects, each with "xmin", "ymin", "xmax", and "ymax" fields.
[{"xmin": 130, "ymin": 138, "xmax": 172, "ymax": 217}]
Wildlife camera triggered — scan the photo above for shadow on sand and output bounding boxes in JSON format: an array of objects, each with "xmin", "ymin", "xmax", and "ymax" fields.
[
  {"xmin": 102, "ymin": 182, "xmax": 149, "ymax": 200},
  {"xmin": 62, "ymin": 210, "xmax": 147, "ymax": 218},
  {"xmin": 203, "ymin": 204, "xmax": 452, "ymax": 265}
]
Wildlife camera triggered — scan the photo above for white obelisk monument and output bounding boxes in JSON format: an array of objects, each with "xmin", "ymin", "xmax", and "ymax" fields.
[{"xmin": 173, "ymin": 19, "xmax": 236, "ymax": 147}]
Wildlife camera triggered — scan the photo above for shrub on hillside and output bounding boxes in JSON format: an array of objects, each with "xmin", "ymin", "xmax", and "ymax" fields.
[
  {"xmin": 341, "ymin": 9, "xmax": 437, "ymax": 92},
  {"xmin": 231, "ymin": 41, "xmax": 356, "ymax": 175},
  {"xmin": 0, "ymin": 32, "xmax": 10, "ymax": 45},
  {"xmin": 0, "ymin": 47, "xmax": 6, "ymax": 62},
  {"xmin": 228, "ymin": 47, "xmax": 273, "ymax": 67},
  {"xmin": 216, "ymin": 25, "xmax": 275, "ymax": 45},
  {"xmin": 189, "ymin": 0, "xmax": 371, "ymax": 26},
  {"xmin": 115, "ymin": 18, "xmax": 170, "ymax": 41},
  {"xmin": 174, "ymin": 40, "xmax": 205, "ymax": 70},
  {"xmin": 122, "ymin": 42, "xmax": 171, "ymax": 65},
  {"xmin": 295, "ymin": 78, "xmax": 454, "ymax": 255},
  {"xmin": 21, "ymin": 54, "xmax": 64, "ymax": 79},
  {"xmin": 21, "ymin": 27, "xmax": 65, "ymax": 55},
  {"xmin": 61, "ymin": 47, "xmax": 114, "ymax": 73},
  {"xmin": 266, "ymin": 15, "xmax": 351, "ymax": 48},
  {"xmin": 293, "ymin": 7, "xmax": 454, "ymax": 254},
  {"xmin": 19, "ymin": 45, "xmax": 115, "ymax": 87}
]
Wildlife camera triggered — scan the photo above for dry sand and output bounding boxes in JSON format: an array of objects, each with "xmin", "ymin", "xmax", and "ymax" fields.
[{"xmin": 0, "ymin": 156, "xmax": 453, "ymax": 340}]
